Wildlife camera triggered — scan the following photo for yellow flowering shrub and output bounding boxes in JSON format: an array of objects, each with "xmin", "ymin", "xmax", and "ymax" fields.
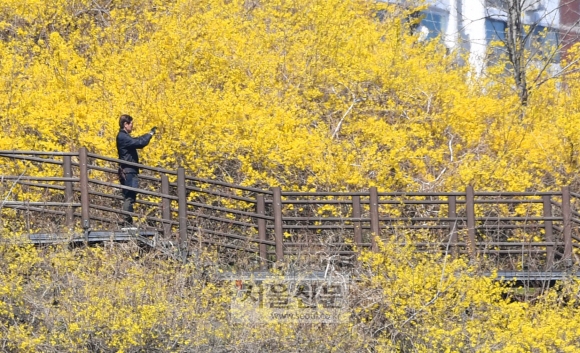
[
  {"xmin": 1, "ymin": 0, "xmax": 579, "ymax": 192},
  {"xmin": 1, "ymin": 235, "xmax": 580, "ymax": 352}
]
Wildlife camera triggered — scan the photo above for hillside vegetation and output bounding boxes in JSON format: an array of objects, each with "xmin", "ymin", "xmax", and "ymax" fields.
[
  {"xmin": 2, "ymin": 240, "xmax": 580, "ymax": 352},
  {"xmin": 3, "ymin": 0, "xmax": 580, "ymax": 352},
  {"xmin": 2, "ymin": 0, "xmax": 580, "ymax": 192}
]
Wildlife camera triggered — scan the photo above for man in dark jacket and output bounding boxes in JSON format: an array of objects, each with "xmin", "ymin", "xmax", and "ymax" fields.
[{"xmin": 116, "ymin": 114, "xmax": 156, "ymax": 226}]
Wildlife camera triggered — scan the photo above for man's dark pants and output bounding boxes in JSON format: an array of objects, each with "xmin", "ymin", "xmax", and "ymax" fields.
[{"xmin": 121, "ymin": 172, "xmax": 138, "ymax": 225}]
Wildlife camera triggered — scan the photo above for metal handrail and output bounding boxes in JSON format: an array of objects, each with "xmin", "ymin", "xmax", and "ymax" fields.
[
  {"xmin": 87, "ymin": 152, "xmax": 272, "ymax": 195},
  {"xmin": 0, "ymin": 154, "xmax": 65, "ymax": 165},
  {"xmin": 1, "ymin": 149, "xmax": 579, "ymax": 268},
  {"xmin": 184, "ymin": 200, "xmax": 274, "ymax": 221},
  {"xmin": 87, "ymin": 152, "xmax": 178, "ymax": 175},
  {"xmin": 185, "ymin": 174, "xmax": 273, "ymax": 195},
  {"xmin": 0, "ymin": 151, "xmax": 78, "ymax": 156},
  {"xmin": 88, "ymin": 178, "xmax": 179, "ymax": 200}
]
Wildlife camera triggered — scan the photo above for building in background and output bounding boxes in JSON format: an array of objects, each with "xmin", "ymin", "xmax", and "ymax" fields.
[{"xmin": 412, "ymin": 0, "xmax": 580, "ymax": 73}]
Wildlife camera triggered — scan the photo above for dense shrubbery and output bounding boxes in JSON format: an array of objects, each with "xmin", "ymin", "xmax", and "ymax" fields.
[
  {"xmin": 1, "ymin": 239, "xmax": 580, "ymax": 352},
  {"xmin": 1, "ymin": 0, "xmax": 580, "ymax": 192}
]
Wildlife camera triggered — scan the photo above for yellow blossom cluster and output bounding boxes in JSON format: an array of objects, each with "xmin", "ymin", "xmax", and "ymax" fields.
[
  {"xmin": 1, "ymin": 237, "xmax": 580, "ymax": 351},
  {"xmin": 1, "ymin": 0, "xmax": 579, "ymax": 192}
]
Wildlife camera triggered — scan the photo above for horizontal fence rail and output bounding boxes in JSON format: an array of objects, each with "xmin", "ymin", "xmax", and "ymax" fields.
[{"xmin": 1, "ymin": 148, "xmax": 580, "ymax": 271}]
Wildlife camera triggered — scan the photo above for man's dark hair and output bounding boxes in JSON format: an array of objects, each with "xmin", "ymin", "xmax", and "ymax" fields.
[{"xmin": 119, "ymin": 114, "xmax": 133, "ymax": 129}]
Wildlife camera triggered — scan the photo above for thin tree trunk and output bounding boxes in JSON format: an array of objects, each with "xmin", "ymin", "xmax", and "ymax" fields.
[{"xmin": 506, "ymin": 0, "xmax": 528, "ymax": 105}]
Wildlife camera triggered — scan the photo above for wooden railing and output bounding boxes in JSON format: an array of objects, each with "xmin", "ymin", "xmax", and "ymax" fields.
[{"xmin": 1, "ymin": 148, "xmax": 579, "ymax": 270}]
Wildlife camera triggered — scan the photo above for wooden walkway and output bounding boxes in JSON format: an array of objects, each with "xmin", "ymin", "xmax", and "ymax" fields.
[{"xmin": 2, "ymin": 148, "xmax": 580, "ymax": 277}]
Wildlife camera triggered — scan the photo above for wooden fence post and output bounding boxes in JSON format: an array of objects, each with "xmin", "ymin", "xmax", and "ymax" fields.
[
  {"xmin": 63, "ymin": 155, "xmax": 74, "ymax": 229},
  {"xmin": 562, "ymin": 186, "xmax": 572, "ymax": 266},
  {"xmin": 272, "ymin": 187, "xmax": 284, "ymax": 262},
  {"xmin": 370, "ymin": 187, "xmax": 380, "ymax": 252},
  {"xmin": 79, "ymin": 147, "xmax": 90, "ymax": 234},
  {"xmin": 466, "ymin": 186, "xmax": 477, "ymax": 260},
  {"xmin": 543, "ymin": 195, "xmax": 555, "ymax": 270},
  {"xmin": 448, "ymin": 195, "xmax": 457, "ymax": 257},
  {"xmin": 256, "ymin": 194, "xmax": 267, "ymax": 267},
  {"xmin": 160, "ymin": 174, "xmax": 172, "ymax": 237},
  {"xmin": 352, "ymin": 195, "xmax": 362, "ymax": 250},
  {"xmin": 177, "ymin": 167, "xmax": 187, "ymax": 258}
]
